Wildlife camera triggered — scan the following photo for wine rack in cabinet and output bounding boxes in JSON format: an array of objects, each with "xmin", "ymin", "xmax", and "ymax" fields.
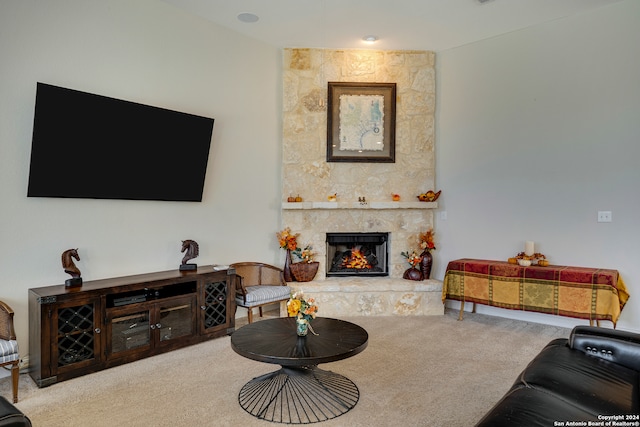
[{"xmin": 29, "ymin": 266, "xmax": 235, "ymax": 387}]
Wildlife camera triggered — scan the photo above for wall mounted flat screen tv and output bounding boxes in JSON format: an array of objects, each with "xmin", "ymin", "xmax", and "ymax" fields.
[{"xmin": 27, "ymin": 83, "xmax": 214, "ymax": 202}]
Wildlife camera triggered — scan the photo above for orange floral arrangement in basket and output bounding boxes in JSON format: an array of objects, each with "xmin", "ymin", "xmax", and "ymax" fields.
[{"xmin": 401, "ymin": 250, "xmax": 422, "ymax": 267}]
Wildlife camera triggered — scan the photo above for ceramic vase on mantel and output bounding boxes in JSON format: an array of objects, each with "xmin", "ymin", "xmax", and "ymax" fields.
[
  {"xmin": 283, "ymin": 249, "xmax": 294, "ymax": 282},
  {"xmin": 419, "ymin": 250, "xmax": 433, "ymax": 280},
  {"xmin": 403, "ymin": 267, "xmax": 423, "ymax": 281}
]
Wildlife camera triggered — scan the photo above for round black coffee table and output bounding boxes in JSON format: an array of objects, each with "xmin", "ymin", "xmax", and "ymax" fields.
[{"xmin": 231, "ymin": 317, "xmax": 368, "ymax": 424}]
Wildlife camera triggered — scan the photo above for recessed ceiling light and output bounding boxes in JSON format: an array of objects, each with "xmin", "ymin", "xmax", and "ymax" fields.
[
  {"xmin": 237, "ymin": 13, "xmax": 259, "ymax": 23},
  {"xmin": 362, "ymin": 35, "xmax": 378, "ymax": 43}
]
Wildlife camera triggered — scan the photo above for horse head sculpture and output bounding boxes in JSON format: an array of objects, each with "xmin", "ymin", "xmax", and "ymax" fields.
[
  {"xmin": 62, "ymin": 248, "xmax": 83, "ymax": 287},
  {"xmin": 180, "ymin": 240, "xmax": 199, "ymax": 267},
  {"xmin": 62, "ymin": 248, "xmax": 81, "ymax": 278}
]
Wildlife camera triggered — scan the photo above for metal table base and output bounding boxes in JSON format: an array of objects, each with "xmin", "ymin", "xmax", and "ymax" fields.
[{"xmin": 238, "ymin": 365, "xmax": 360, "ymax": 424}]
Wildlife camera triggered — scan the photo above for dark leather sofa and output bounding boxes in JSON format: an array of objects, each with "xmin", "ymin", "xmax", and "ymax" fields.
[
  {"xmin": 0, "ymin": 397, "xmax": 31, "ymax": 427},
  {"xmin": 476, "ymin": 325, "xmax": 640, "ymax": 426}
]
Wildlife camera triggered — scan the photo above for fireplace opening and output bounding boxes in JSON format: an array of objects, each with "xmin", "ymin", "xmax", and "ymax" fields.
[{"xmin": 326, "ymin": 232, "xmax": 389, "ymax": 277}]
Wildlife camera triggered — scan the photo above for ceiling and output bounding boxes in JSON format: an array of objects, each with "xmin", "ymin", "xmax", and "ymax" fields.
[{"xmin": 160, "ymin": 0, "xmax": 623, "ymax": 52}]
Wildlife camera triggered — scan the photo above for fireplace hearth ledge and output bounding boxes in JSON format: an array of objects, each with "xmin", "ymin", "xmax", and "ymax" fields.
[{"xmin": 292, "ymin": 277, "xmax": 444, "ymax": 317}]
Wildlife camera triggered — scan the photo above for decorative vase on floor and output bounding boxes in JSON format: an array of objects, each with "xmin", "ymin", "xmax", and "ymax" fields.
[
  {"xmin": 296, "ymin": 318, "xmax": 309, "ymax": 337},
  {"xmin": 403, "ymin": 267, "xmax": 423, "ymax": 281},
  {"xmin": 283, "ymin": 249, "xmax": 294, "ymax": 282},
  {"xmin": 419, "ymin": 250, "xmax": 433, "ymax": 280}
]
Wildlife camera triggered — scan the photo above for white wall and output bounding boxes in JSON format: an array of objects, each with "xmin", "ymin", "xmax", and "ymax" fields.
[
  {"xmin": 435, "ymin": 0, "xmax": 640, "ymax": 332},
  {"xmin": 0, "ymin": 0, "xmax": 282, "ymax": 356}
]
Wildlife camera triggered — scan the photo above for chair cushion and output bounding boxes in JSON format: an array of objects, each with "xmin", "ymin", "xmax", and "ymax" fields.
[
  {"xmin": 237, "ymin": 286, "xmax": 291, "ymax": 307},
  {"xmin": 0, "ymin": 340, "xmax": 18, "ymax": 363}
]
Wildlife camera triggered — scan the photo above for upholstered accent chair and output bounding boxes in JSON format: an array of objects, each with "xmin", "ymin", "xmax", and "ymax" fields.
[
  {"xmin": 0, "ymin": 302, "xmax": 20, "ymax": 403},
  {"xmin": 231, "ymin": 262, "xmax": 292, "ymax": 323}
]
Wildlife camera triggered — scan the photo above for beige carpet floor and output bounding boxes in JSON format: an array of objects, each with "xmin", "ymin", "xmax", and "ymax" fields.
[{"xmin": 3, "ymin": 310, "xmax": 570, "ymax": 427}]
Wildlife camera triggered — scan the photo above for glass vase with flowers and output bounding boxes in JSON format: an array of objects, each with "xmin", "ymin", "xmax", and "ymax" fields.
[{"xmin": 287, "ymin": 290, "xmax": 319, "ymax": 336}]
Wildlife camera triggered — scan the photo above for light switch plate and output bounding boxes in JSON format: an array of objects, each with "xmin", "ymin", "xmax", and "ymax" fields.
[{"xmin": 597, "ymin": 211, "xmax": 612, "ymax": 222}]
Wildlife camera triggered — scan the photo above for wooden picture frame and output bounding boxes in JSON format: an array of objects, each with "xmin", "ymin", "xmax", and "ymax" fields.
[{"xmin": 327, "ymin": 82, "xmax": 396, "ymax": 163}]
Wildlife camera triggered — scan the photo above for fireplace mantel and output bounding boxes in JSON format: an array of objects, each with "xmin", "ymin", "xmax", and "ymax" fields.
[{"xmin": 282, "ymin": 201, "xmax": 437, "ymax": 210}]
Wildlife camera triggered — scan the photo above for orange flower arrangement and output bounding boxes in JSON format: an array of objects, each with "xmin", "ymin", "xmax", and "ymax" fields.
[
  {"xmin": 300, "ymin": 246, "xmax": 315, "ymax": 263},
  {"xmin": 277, "ymin": 227, "xmax": 299, "ymax": 251},
  {"xmin": 401, "ymin": 250, "xmax": 422, "ymax": 267},
  {"xmin": 420, "ymin": 229, "xmax": 436, "ymax": 252},
  {"xmin": 287, "ymin": 290, "xmax": 318, "ymax": 320},
  {"xmin": 277, "ymin": 228, "xmax": 314, "ymax": 262}
]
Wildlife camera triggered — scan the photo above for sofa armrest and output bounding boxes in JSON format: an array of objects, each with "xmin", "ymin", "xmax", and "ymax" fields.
[
  {"xmin": 569, "ymin": 325, "xmax": 640, "ymax": 371},
  {"xmin": 0, "ymin": 396, "xmax": 31, "ymax": 427}
]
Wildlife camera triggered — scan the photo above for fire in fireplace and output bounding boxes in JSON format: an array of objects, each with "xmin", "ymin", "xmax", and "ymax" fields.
[{"xmin": 326, "ymin": 232, "xmax": 389, "ymax": 277}]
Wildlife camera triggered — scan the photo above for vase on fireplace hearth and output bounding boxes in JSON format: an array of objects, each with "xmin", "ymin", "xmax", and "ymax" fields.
[
  {"xmin": 283, "ymin": 249, "xmax": 294, "ymax": 282},
  {"xmin": 419, "ymin": 250, "xmax": 433, "ymax": 280},
  {"xmin": 403, "ymin": 267, "xmax": 423, "ymax": 281}
]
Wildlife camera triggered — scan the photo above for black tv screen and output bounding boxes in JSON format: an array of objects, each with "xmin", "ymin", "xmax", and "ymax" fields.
[{"xmin": 27, "ymin": 83, "xmax": 214, "ymax": 202}]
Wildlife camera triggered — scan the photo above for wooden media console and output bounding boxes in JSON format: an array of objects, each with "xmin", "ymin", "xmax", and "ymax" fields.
[{"xmin": 29, "ymin": 266, "xmax": 235, "ymax": 387}]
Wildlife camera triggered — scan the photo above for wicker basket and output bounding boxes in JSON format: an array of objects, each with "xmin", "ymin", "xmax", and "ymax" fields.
[{"xmin": 289, "ymin": 262, "xmax": 319, "ymax": 282}]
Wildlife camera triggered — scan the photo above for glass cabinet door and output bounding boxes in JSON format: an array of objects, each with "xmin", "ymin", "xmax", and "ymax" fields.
[
  {"xmin": 107, "ymin": 295, "xmax": 196, "ymax": 357},
  {"xmin": 157, "ymin": 297, "xmax": 194, "ymax": 343},
  {"xmin": 110, "ymin": 310, "xmax": 151, "ymax": 354}
]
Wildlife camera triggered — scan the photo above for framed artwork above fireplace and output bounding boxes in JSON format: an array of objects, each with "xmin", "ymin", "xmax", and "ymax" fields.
[{"xmin": 326, "ymin": 82, "xmax": 396, "ymax": 163}]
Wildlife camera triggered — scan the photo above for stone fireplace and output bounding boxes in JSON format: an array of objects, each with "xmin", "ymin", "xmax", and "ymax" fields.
[
  {"xmin": 281, "ymin": 48, "xmax": 438, "ymax": 274},
  {"xmin": 280, "ymin": 48, "xmax": 443, "ymax": 316}
]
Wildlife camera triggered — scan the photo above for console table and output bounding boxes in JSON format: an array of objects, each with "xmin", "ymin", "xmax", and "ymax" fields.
[
  {"xmin": 29, "ymin": 266, "xmax": 235, "ymax": 387},
  {"xmin": 231, "ymin": 317, "xmax": 368, "ymax": 424},
  {"xmin": 442, "ymin": 259, "xmax": 630, "ymax": 327}
]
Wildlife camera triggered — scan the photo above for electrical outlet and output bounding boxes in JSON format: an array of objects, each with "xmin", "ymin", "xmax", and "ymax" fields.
[{"xmin": 597, "ymin": 211, "xmax": 612, "ymax": 223}]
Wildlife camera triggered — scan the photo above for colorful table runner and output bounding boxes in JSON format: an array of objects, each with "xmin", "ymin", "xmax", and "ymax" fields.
[{"xmin": 443, "ymin": 258, "xmax": 630, "ymax": 326}]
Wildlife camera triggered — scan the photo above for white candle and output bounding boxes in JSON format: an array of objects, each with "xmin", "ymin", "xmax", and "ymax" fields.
[{"xmin": 525, "ymin": 241, "xmax": 535, "ymax": 256}]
